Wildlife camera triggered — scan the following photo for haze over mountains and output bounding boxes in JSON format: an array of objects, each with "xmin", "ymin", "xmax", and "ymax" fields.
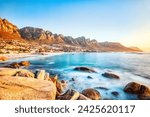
[{"xmin": 0, "ymin": 18, "xmax": 142, "ymax": 52}]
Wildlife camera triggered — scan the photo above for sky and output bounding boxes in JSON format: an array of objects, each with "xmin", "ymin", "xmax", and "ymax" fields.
[{"xmin": 0, "ymin": 0, "xmax": 150, "ymax": 51}]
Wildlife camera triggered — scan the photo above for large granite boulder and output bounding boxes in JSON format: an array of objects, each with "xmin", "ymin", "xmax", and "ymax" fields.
[
  {"xmin": 82, "ymin": 88, "xmax": 101, "ymax": 100},
  {"xmin": 0, "ymin": 76, "xmax": 56, "ymax": 100},
  {"xmin": 102, "ymin": 72, "xmax": 120, "ymax": 79},
  {"xmin": 124, "ymin": 82, "xmax": 141, "ymax": 94},
  {"xmin": 0, "ymin": 68, "xmax": 35, "ymax": 78},
  {"xmin": 124, "ymin": 82, "xmax": 150, "ymax": 100}
]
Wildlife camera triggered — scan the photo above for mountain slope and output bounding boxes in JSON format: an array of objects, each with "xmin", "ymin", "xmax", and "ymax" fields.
[
  {"xmin": 0, "ymin": 18, "xmax": 21, "ymax": 40},
  {"xmin": 0, "ymin": 18, "xmax": 143, "ymax": 52}
]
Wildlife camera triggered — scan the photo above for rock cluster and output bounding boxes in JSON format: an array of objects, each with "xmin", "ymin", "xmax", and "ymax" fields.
[
  {"xmin": 8, "ymin": 61, "xmax": 31, "ymax": 68},
  {"xmin": 0, "ymin": 68, "xmax": 68, "ymax": 100}
]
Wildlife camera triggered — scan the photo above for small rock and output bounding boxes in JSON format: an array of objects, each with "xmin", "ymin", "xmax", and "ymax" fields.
[
  {"xmin": 74, "ymin": 67, "xmax": 97, "ymax": 73},
  {"xmin": 102, "ymin": 72, "xmax": 120, "ymax": 79},
  {"xmin": 36, "ymin": 70, "xmax": 46, "ymax": 80},
  {"xmin": 56, "ymin": 80, "xmax": 63, "ymax": 95},
  {"xmin": 0, "ymin": 56, "xmax": 8, "ymax": 61},
  {"xmin": 82, "ymin": 88, "xmax": 101, "ymax": 100},
  {"xmin": 111, "ymin": 91, "xmax": 119, "ymax": 97},
  {"xmin": 15, "ymin": 71, "xmax": 34, "ymax": 78},
  {"xmin": 87, "ymin": 76, "xmax": 93, "ymax": 79},
  {"xmin": 51, "ymin": 75, "xmax": 58, "ymax": 86},
  {"xmin": 19, "ymin": 61, "xmax": 30, "ymax": 68},
  {"xmin": 61, "ymin": 80, "xmax": 65, "ymax": 83},
  {"xmin": 94, "ymin": 87, "xmax": 109, "ymax": 90},
  {"xmin": 44, "ymin": 73, "xmax": 50, "ymax": 80},
  {"xmin": 10, "ymin": 62, "xmax": 20, "ymax": 69}
]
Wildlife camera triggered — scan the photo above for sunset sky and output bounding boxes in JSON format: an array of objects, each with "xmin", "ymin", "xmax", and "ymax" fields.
[{"xmin": 0, "ymin": 0, "xmax": 150, "ymax": 51}]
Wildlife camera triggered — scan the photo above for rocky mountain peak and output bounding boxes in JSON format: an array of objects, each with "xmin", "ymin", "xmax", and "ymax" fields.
[{"xmin": 0, "ymin": 18, "xmax": 21, "ymax": 39}]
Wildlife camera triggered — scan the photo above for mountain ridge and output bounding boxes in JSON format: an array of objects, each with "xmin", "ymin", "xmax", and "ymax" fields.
[{"xmin": 0, "ymin": 18, "xmax": 142, "ymax": 52}]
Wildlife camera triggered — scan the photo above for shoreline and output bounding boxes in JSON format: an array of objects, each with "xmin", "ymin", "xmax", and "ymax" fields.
[
  {"xmin": 1, "ymin": 51, "xmax": 150, "ymax": 61},
  {"xmin": 0, "ymin": 52, "xmax": 64, "ymax": 60}
]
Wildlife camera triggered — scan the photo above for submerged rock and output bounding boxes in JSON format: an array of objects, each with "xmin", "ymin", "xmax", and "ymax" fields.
[
  {"xmin": 111, "ymin": 91, "xmax": 119, "ymax": 97},
  {"xmin": 74, "ymin": 67, "xmax": 97, "ymax": 73},
  {"xmin": 94, "ymin": 87, "xmax": 109, "ymax": 91},
  {"xmin": 82, "ymin": 88, "xmax": 101, "ymax": 100},
  {"xmin": 0, "ymin": 76, "xmax": 56, "ymax": 100},
  {"xmin": 124, "ymin": 82, "xmax": 150, "ymax": 100},
  {"xmin": 102, "ymin": 72, "xmax": 120, "ymax": 79},
  {"xmin": 87, "ymin": 76, "xmax": 93, "ymax": 79}
]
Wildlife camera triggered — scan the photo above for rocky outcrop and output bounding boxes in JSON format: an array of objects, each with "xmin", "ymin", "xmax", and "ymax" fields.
[
  {"xmin": 82, "ymin": 88, "xmax": 101, "ymax": 100},
  {"xmin": 0, "ymin": 68, "xmax": 35, "ymax": 78},
  {"xmin": 124, "ymin": 82, "xmax": 150, "ymax": 100},
  {"xmin": 0, "ymin": 18, "xmax": 21, "ymax": 39},
  {"xmin": 0, "ymin": 56, "xmax": 8, "ymax": 61},
  {"xmin": 19, "ymin": 27, "xmax": 64, "ymax": 44},
  {"xmin": 6, "ymin": 61, "xmax": 31, "ymax": 68},
  {"xmin": 102, "ymin": 72, "xmax": 120, "ymax": 79},
  {"xmin": 0, "ymin": 76, "xmax": 56, "ymax": 100},
  {"xmin": 74, "ymin": 67, "xmax": 97, "ymax": 73}
]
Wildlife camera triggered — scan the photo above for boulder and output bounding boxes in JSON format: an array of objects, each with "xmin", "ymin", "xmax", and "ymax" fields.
[
  {"xmin": 124, "ymin": 82, "xmax": 150, "ymax": 100},
  {"xmin": 15, "ymin": 71, "xmax": 34, "ymax": 78},
  {"xmin": 56, "ymin": 80, "xmax": 63, "ymax": 95},
  {"xmin": 82, "ymin": 88, "xmax": 101, "ymax": 100},
  {"xmin": 36, "ymin": 70, "xmax": 46, "ymax": 80},
  {"xmin": 51, "ymin": 75, "xmax": 58, "ymax": 86},
  {"xmin": 78, "ymin": 94, "xmax": 91, "ymax": 100},
  {"xmin": 57, "ymin": 89, "xmax": 80, "ymax": 100},
  {"xmin": 138, "ymin": 85, "xmax": 150, "ymax": 100},
  {"xmin": 102, "ymin": 72, "xmax": 120, "ymax": 79},
  {"xmin": 19, "ymin": 61, "xmax": 30, "ymax": 68},
  {"xmin": 0, "ymin": 68, "xmax": 34, "ymax": 78},
  {"xmin": 0, "ymin": 56, "xmax": 8, "ymax": 61},
  {"xmin": 0, "ymin": 76, "xmax": 56, "ymax": 100},
  {"xmin": 10, "ymin": 62, "xmax": 20, "ymax": 68},
  {"xmin": 74, "ymin": 67, "xmax": 97, "ymax": 73},
  {"xmin": 45, "ymin": 73, "xmax": 50, "ymax": 81},
  {"xmin": 124, "ymin": 82, "xmax": 141, "ymax": 94}
]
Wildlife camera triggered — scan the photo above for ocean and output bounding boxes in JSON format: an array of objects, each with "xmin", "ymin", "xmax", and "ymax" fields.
[{"xmin": 5, "ymin": 52, "xmax": 150, "ymax": 100}]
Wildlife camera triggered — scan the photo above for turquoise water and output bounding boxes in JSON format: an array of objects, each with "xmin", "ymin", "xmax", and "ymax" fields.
[{"xmin": 5, "ymin": 52, "xmax": 150, "ymax": 100}]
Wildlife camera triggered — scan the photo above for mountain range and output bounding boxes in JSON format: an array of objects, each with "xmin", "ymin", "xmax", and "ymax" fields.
[{"xmin": 0, "ymin": 18, "xmax": 142, "ymax": 52}]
